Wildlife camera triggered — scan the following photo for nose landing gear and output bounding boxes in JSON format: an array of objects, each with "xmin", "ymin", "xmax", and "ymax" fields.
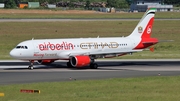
[{"xmin": 28, "ymin": 60, "xmax": 34, "ymax": 70}]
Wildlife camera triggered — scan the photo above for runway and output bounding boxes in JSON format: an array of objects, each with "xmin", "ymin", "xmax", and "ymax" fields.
[{"xmin": 0, "ymin": 59, "xmax": 180, "ymax": 85}]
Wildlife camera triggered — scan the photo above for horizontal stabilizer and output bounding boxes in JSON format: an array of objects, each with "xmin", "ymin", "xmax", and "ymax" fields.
[
  {"xmin": 142, "ymin": 42, "xmax": 158, "ymax": 44},
  {"xmin": 159, "ymin": 40, "xmax": 174, "ymax": 42}
]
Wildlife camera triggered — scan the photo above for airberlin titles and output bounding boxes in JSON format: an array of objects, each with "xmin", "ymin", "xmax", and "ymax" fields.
[
  {"xmin": 38, "ymin": 41, "xmax": 124, "ymax": 51},
  {"xmin": 39, "ymin": 42, "xmax": 74, "ymax": 51}
]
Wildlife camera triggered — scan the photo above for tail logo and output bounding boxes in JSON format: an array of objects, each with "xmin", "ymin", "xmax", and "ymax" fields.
[
  {"xmin": 147, "ymin": 25, "xmax": 152, "ymax": 34},
  {"xmin": 138, "ymin": 26, "xmax": 143, "ymax": 33}
]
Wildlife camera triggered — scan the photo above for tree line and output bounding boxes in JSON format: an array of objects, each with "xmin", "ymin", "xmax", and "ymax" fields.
[{"xmin": 0, "ymin": 0, "xmax": 179, "ymax": 9}]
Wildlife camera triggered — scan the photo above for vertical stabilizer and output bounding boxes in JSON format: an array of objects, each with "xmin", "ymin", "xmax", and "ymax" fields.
[{"xmin": 128, "ymin": 8, "xmax": 156, "ymax": 39}]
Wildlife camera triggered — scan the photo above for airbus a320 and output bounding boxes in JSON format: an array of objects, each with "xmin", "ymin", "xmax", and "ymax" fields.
[{"xmin": 10, "ymin": 8, "xmax": 158, "ymax": 70}]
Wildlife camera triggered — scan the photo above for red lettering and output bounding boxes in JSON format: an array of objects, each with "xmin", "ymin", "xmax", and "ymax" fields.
[
  {"xmin": 38, "ymin": 42, "xmax": 74, "ymax": 51},
  {"xmin": 34, "ymin": 53, "xmax": 44, "ymax": 57},
  {"xmin": 69, "ymin": 43, "xmax": 74, "ymax": 49},
  {"xmin": 39, "ymin": 44, "xmax": 44, "ymax": 51},
  {"xmin": 56, "ymin": 44, "xmax": 61, "ymax": 50},
  {"xmin": 61, "ymin": 43, "xmax": 64, "ymax": 50},
  {"xmin": 44, "ymin": 42, "xmax": 48, "ymax": 50},
  {"xmin": 63, "ymin": 42, "xmax": 67, "ymax": 50},
  {"xmin": 49, "ymin": 42, "xmax": 55, "ymax": 50}
]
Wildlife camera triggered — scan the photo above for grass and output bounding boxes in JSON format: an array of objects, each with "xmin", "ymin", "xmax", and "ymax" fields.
[
  {"xmin": 0, "ymin": 76, "xmax": 180, "ymax": 101},
  {"xmin": 0, "ymin": 20, "xmax": 180, "ymax": 59},
  {"xmin": 0, "ymin": 10, "xmax": 180, "ymax": 19}
]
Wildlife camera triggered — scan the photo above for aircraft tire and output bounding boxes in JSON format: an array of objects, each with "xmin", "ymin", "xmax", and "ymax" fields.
[
  {"xmin": 67, "ymin": 62, "xmax": 73, "ymax": 68},
  {"xmin": 90, "ymin": 63, "xmax": 98, "ymax": 69},
  {"xmin": 28, "ymin": 66, "xmax": 33, "ymax": 70},
  {"xmin": 31, "ymin": 66, "xmax": 33, "ymax": 70}
]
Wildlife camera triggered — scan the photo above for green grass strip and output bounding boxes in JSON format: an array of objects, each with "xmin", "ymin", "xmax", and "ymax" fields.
[
  {"xmin": 0, "ymin": 76, "xmax": 180, "ymax": 101},
  {"xmin": 1, "ymin": 12, "xmax": 180, "ymax": 19},
  {"xmin": 1, "ymin": 20, "xmax": 179, "ymax": 59}
]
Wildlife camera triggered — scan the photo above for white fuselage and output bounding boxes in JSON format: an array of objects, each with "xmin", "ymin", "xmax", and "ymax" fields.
[{"xmin": 10, "ymin": 37, "xmax": 141, "ymax": 60}]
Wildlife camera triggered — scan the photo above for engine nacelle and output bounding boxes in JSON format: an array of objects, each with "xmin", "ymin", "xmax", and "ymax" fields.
[
  {"xmin": 70, "ymin": 55, "xmax": 91, "ymax": 67},
  {"xmin": 37, "ymin": 60, "xmax": 55, "ymax": 65}
]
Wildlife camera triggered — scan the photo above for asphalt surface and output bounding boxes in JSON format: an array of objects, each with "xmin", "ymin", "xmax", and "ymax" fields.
[{"xmin": 0, "ymin": 59, "xmax": 180, "ymax": 85}]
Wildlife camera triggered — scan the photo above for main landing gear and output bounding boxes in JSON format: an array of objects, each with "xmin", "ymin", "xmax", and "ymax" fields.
[
  {"xmin": 28, "ymin": 60, "xmax": 34, "ymax": 70},
  {"xmin": 67, "ymin": 62, "xmax": 73, "ymax": 68},
  {"xmin": 89, "ymin": 58, "xmax": 98, "ymax": 69},
  {"xmin": 90, "ymin": 63, "xmax": 98, "ymax": 69}
]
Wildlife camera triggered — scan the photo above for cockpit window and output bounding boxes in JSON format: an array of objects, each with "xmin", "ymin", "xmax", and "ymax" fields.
[
  {"xmin": 16, "ymin": 46, "xmax": 21, "ymax": 49},
  {"xmin": 16, "ymin": 46, "xmax": 28, "ymax": 49}
]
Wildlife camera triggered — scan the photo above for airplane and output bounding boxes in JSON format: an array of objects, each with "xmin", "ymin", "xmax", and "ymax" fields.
[{"xmin": 10, "ymin": 8, "xmax": 158, "ymax": 70}]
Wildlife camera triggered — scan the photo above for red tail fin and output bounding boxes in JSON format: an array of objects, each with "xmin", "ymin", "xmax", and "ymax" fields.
[
  {"xmin": 128, "ymin": 8, "xmax": 156, "ymax": 39},
  {"xmin": 141, "ymin": 17, "xmax": 154, "ymax": 38}
]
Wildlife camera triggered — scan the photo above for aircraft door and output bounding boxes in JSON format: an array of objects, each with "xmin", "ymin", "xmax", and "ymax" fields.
[
  {"xmin": 33, "ymin": 42, "xmax": 39, "ymax": 53},
  {"xmin": 32, "ymin": 42, "xmax": 44, "ymax": 59}
]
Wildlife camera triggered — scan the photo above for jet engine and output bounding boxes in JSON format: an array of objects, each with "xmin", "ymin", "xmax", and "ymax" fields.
[
  {"xmin": 70, "ymin": 55, "xmax": 91, "ymax": 67},
  {"xmin": 37, "ymin": 60, "xmax": 55, "ymax": 65}
]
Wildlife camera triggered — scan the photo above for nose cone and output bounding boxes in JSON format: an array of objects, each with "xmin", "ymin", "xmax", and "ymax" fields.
[{"xmin": 9, "ymin": 49, "xmax": 18, "ymax": 58}]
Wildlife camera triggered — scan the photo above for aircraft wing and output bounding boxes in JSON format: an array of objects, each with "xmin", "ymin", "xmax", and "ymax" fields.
[
  {"xmin": 89, "ymin": 50, "xmax": 143, "ymax": 55},
  {"xmin": 58, "ymin": 49, "xmax": 143, "ymax": 59}
]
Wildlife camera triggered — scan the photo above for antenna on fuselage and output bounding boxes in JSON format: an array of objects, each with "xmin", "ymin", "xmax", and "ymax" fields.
[
  {"xmin": 32, "ymin": 38, "xmax": 34, "ymax": 40},
  {"xmin": 97, "ymin": 36, "xmax": 99, "ymax": 38}
]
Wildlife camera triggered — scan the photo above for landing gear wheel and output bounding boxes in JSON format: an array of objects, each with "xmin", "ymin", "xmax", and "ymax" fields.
[
  {"xmin": 90, "ymin": 63, "xmax": 98, "ymax": 69},
  {"xmin": 28, "ymin": 60, "xmax": 34, "ymax": 70},
  {"xmin": 67, "ymin": 62, "xmax": 73, "ymax": 68},
  {"xmin": 28, "ymin": 66, "xmax": 34, "ymax": 70}
]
